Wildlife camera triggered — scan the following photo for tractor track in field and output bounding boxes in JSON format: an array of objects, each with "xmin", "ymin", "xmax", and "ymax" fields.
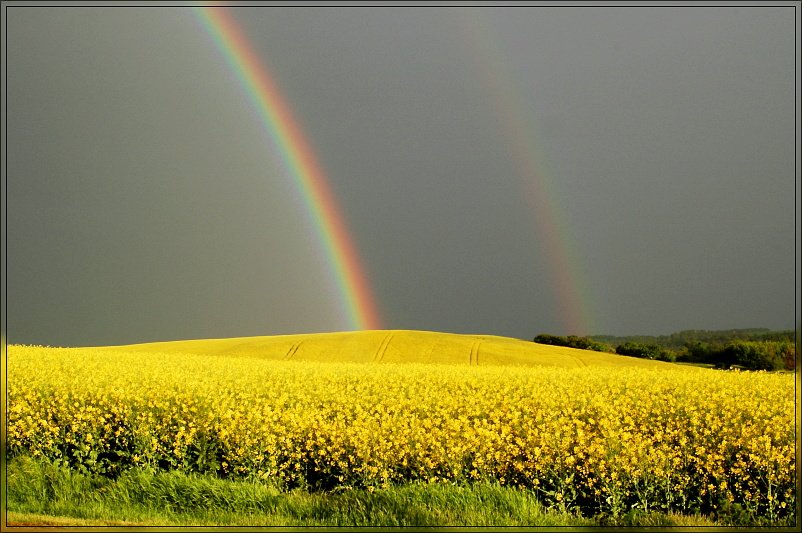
[
  {"xmin": 284, "ymin": 341, "xmax": 302, "ymax": 360},
  {"xmin": 571, "ymin": 353, "xmax": 588, "ymax": 367},
  {"xmin": 469, "ymin": 340, "xmax": 482, "ymax": 366},
  {"xmin": 373, "ymin": 333, "xmax": 394, "ymax": 362}
]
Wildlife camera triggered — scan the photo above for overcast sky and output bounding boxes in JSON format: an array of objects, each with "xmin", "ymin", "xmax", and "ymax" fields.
[{"xmin": 4, "ymin": 4, "xmax": 799, "ymax": 346}]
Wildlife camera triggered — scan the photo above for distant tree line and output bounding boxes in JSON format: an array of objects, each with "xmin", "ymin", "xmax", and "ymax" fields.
[
  {"xmin": 533, "ymin": 327, "xmax": 797, "ymax": 371},
  {"xmin": 680, "ymin": 339, "xmax": 795, "ymax": 371},
  {"xmin": 590, "ymin": 328, "xmax": 794, "ymax": 350},
  {"xmin": 615, "ymin": 341, "xmax": 676, "ymax": 362},
  {"xmin": 533, "ymin": 334, "xmax": 609, "ymax": 353}
]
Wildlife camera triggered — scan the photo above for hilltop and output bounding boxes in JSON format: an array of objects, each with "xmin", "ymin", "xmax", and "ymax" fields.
[{"xmin": 87, "ymin": 329, "xmax": 680, "ymax": 369}]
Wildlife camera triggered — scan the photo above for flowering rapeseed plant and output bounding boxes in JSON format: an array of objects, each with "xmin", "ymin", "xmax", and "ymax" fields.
[{"xmin": 6, "ymin": 344, "xmax": 795, "ymax": 520}]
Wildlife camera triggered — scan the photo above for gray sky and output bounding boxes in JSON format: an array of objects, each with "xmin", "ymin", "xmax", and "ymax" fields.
[{"xmin": 3, "ymin": 4, "xmax": 799, "ymax": 346}]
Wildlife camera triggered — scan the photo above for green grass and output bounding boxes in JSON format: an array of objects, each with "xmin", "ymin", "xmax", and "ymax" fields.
[{"xmin": 6, "ymin": 455, "xmax": 727, "ymax": 527}]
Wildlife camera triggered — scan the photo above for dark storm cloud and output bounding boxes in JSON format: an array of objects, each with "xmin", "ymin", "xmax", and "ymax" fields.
[{"xmin": 3, "ymin": 5, "xmax": 798, "ymax": 346}]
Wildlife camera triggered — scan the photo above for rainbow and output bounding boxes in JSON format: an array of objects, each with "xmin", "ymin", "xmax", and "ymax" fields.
[
  {"xmin": 195, "ymin": 7, "xmax": 381, "ymax": 331},
  {"xmin": 457, "ymin": 12, "xmax": 595, "ymax": 336}
]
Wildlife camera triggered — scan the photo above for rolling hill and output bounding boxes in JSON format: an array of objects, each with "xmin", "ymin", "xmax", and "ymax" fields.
[{"xmin": 86, "ymin": 330, "xmax": 681, "ymax": 369}]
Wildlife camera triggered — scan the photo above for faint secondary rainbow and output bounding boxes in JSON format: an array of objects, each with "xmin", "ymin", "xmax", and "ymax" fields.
[
  {"xmin": 457, "ymin": 11, "xmax": 595, "ymax": 336},
  {"xmin": 195, "ymin": 6, "xmax": 381, "ymax": 331}
]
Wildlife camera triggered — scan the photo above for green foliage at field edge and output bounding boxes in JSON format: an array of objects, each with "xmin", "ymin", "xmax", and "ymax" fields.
[
  {"xmin": 7, "ymin": 455, "xmax": 769, "ymax": 528},
  {"xmin": 535, "ymin": 328, "xmax": 797, "ymax": 370}
]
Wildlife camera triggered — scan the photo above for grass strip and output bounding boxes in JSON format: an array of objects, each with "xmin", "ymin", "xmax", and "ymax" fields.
[{"xmin": 6, "ymin": 455, "xmax": 725, "ymax": 527}]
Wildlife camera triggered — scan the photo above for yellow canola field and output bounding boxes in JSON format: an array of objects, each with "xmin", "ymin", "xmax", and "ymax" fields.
[
  {"xmin": 6, "ymin": 342, "xmax": 796, "ymax": 520},
  {"xmin": 88, "ymin": 329, "xmax": 679, "ymax": 368}
]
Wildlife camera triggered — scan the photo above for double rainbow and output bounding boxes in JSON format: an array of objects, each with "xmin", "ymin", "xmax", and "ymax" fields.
[
  {"xmin": 196, "ymin": 7, "xmax": 592, "ymax": 336},
  {"xmin": 196, "ymin": 7, "xmax": 381, "ymax": 331}
]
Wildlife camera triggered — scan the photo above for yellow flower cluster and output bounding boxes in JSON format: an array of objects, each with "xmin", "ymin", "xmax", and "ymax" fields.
[{"xmin": 6, "ymin": 345, "xmax": 796, "ymax": 519}]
